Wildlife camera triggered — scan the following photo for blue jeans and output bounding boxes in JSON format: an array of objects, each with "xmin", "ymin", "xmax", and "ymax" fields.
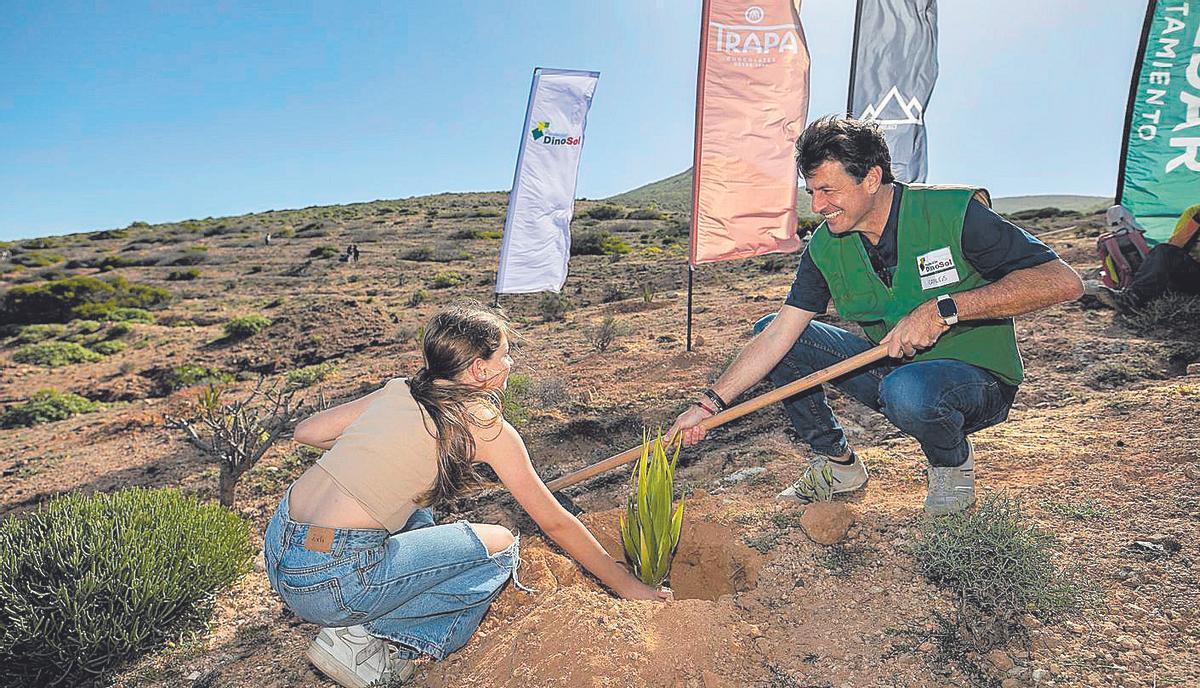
[
  {"xmin": 753, "ymin": 316, "xmax": 1018, "ymax": 467},
  {"xmin": 262, "ymin": 488, "xmax": 525, "ymax": 660}
]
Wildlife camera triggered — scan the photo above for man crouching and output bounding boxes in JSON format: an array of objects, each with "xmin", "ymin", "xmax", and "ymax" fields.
[{"xmin": 668, "ymin": 116, "xmax": 1083, "ymax": 516}]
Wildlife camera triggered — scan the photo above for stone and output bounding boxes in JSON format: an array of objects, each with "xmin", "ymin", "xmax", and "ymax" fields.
[
  {"xmin": 748, "ymin": 624, "xmax": 763, "ymax": 639},
  {"xmin": 986, "ymin": 649, "xmax": 1015, "ymax": 672},
  {"xmin": 253, "ymin": 552, "xmax": 266, "ymax": 573},
  {"xmin": 1187, "ymin": 362, "xmax": 1200, "ymax": 376},
  {"xmin": 798, "ymin": 502, "xmax": 855, "ymax": 545},
  {"xmin": 1001, "ymin": 679, "xmax": 1020, "ymax": 688},
  {"xmin": 723, "ymin": 467, "xmax": 766, "ymax": 484},
  {"xmin": 1116, "ymin": 635, "xmax": 1141, "ymax": 651}
]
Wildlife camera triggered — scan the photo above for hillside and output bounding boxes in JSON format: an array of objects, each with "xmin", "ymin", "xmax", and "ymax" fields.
[
  {"xmin": 0, "ymin": 194, "xmax": 1197, "ymax": 688},
  {"xmin": 606, "ymin": 168, "xmax": 1112, "ymax": 218}
]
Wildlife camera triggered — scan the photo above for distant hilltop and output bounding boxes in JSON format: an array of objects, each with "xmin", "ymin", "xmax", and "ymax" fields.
[{"xmin": 604, "ymin": 168, "xmax": 1112, "ymax": 220}]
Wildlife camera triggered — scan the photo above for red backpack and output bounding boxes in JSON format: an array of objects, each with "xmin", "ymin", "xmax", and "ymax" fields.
[{"xmin": 1096, "ymin": 226, "xmax": 1150, "ymax": 289}]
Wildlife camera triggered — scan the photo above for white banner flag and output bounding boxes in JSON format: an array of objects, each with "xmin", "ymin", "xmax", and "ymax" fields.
[{"xmin": 496, "ymin": 68, "xmax": 599, "ymax": 294}]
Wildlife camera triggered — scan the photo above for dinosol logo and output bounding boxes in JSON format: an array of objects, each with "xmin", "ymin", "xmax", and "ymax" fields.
[{"xmin": 530, "ymin": 120, "xmax": 580, "ymax": 146}]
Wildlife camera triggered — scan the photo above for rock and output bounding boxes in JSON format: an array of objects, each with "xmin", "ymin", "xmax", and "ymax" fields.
[
  {"xmin": 723, "ymin": 467, "xmax": 766, "ymax": 484},
  {"xmin": 986, "ymin": 649, "xmax": 1015, "ymax": 672},
  {"xmin": 799, "ymin": 502, "xmax": 855, "ymax": 545},
  {"xmin": 1184, "ymin": 464, "xmax": 1200, "ymax": 481},
  {"xmin": 1116, "ymin": 635, "xmax": 1141, "ymax": 651},
  {"xmin": 187, "ymin": 671, "xmax": 201, "ymax": 681},
  {"xmin": 253, "ymin": 552, "xmax": 266, "ymax": 573},
  {"xmin": 1001, "ymin": 679, "xmax": 1020, "ymax": 688},
  {"xmin": 1188, "ymin": 362, "xmax": 1200, "ymax": 376},
  {"xmin": 748, "ymin": 624, "xmax": 763, "ymax": 639}
]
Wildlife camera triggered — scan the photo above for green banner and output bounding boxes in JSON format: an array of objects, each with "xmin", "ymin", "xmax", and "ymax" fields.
[{"xmin": 1117, "ymin": 1, "xmax": 1200, "ymax": 243}]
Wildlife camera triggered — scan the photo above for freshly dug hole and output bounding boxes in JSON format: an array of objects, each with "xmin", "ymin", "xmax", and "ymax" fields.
[{"xmin": 583, "ymin": 511, "xmax": 763, "ymax": 601}]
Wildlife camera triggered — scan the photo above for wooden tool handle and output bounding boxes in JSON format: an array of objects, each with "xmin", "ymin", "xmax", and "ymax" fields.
[{"xmin": 544, "ymin": 343, "xmax": 889, "ymax": 493}]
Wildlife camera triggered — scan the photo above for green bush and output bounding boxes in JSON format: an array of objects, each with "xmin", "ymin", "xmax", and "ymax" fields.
[
  {"xmin": 105, "ymin": 307, "xmax": 155, "ymax": 323},
  {"xmin": 572, "ymin": 229, "xmax": 631, "ymax": 256},
  {"xmin": 11, "ymin": 252, "xmax": 65, "ymax": 268},
  {"xmin": 0, "ymin": 275, "xmax": 170, "ymax": 325},
  {"xmin": 12, "ymin": 341, "xmax": 104, "ymax": 367},
  {"xmin": 160, "ymin": 364, "xmax": 233, "ymax": 393},
  {"xmin": 538, "ymin": 292, "xmax": 571, "ymax": 321},
  {"xmin": 431, "ymin": 271, "xmax": 466, "ymax": 289},
  {"xmin": 224, "ymin": 314, "xmax": 272, "ymax": 340},
  {"xmin": 89, "ymin": 339, "xmax": 127, "ymax": 356},
  {"xmin": 286, "ymin": 361, "xmax": 338, "ymax": 390},
  {"xmin": 408, "ymin": 289, "xmax": 429, "ymax": 307},
  {"xmin": 166, "ymin": 268, "xmax": 202, "ymax": 281},
  {"xmin": 0, "ymin": 389, "xmax": 101, "ymax": 428},
  {"xmin": 914, "ymin": 495, "xmax": 1090, "ymax": 651},
  {"xmin": 308, "ymin": 245, "xmax": 340, "ymax": 259},
  {"xmin": 501, "ymin": 373, "xmax": 532, "ymax": 426},
  {"xmin": 0, "ymin": 488, "xmax": 253, "ymax": 687},
  {"xmin": 106, "ymin": 322, "xmax": 134, "ymax": 338},
  {"xmin": 627, "ymin": 206, "xmax": 666, "ymax": 221},
  {"xmin": 586, "ymin": 204, "xmax": 626, "ymax": 220},
  {"xmin": 11, "ymin": 323, "xmax": 68, "ymax": 344}
]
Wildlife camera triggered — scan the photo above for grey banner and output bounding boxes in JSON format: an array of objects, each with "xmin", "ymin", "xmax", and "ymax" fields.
[{"xmin": 849, "ymin": 0, "xmax": 939, "ymax": 183}]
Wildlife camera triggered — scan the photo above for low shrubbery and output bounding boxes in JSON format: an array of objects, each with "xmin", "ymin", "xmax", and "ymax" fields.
[
  {"xmin": 89, "ymin": 339, "xmax": 127, "ymax": 356},
  {"xmin": 585, "ymin": 204, "xmax": 626, "ymax": 220},
  {"xmin": 0, "ymin": 275, "xmax": 170, "ymax": 325},
  {"xmin": 585, "ymin": 315, "xmax": 627, "ymax": 353},
  {"xmin": 159, "ymin": 364, "xmax": 234, "ymax": 393},
  {"xmin": 0, "ymin": 488, "xmax": 253, "ymax": 686},
  {"xmin": 223, "ymin": 314, "xmax": 272, "ymax": 340},
  {"xmin": 431, "ymin": 271, "xmax": 466, "ymax": 289},
  {"xmin": 12, "ymin": 341, "xmax": 104, "ymax": 367},
  {"xmin": 308, "ymin": 245, "xmax": 340, "ymax": 259},
  {"xmin": 0, "ymin": 389, "xmax": 101, "ymax": 428},
  {"xmin": 626, "ymin": 206, "xmax": 666, "ymax": 221},
  {"xmin": 572, "ymin": 229, "xmax": 631, "ymax": 256},
  {"xmin": 11, "ymin": 323, "xmax": 68, "ymax": 344},
  {"xmin": 912, "ymin": 495, "xmax": 1090, "ymax": 653},
  {"xmin": 166, "ymin": 267, "xmax": 202, "ymax": 281},
  {"xmin": 286, "ymin": 361, "xmax": 338, "ymax": 390},
  {"xmin": 403, "ymin": 245, "xmax": 470, "ymax": 262},
  {"xmin": 539, "ymin": 292, "xmax": 571, "ymax": 321},
  {"xmin": 1117, "ymin": 292, "xmax": 1200, "ymax": 341},
  {"xmin": 11, "ymin": 252, "xmax": 65, "ymax": 268},
  {"xmin": 500, "ymin": 373, "xmax": 532, "ymax": 427}
]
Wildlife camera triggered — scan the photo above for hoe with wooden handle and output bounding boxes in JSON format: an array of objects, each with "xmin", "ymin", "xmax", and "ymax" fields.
[{"xmin": 545, "ymin": 343, "xmax": 890, "ymax": 494}]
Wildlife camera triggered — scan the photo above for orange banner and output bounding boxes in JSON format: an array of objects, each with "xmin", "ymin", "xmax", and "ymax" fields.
[{"xmin": 690, "ymin": 0, "xmax": 809, "ymax": 265}]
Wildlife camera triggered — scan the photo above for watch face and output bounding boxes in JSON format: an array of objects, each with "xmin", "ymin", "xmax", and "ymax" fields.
[{"xmin": 937, "ymin": 297, "xmax": 957, "ymax": 318}]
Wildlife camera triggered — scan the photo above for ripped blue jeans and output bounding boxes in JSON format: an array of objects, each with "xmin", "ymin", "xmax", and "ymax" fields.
[
  {"xmin": 754, "ymin": 317, "xmax": 1018, "ymax": 467},
  {"xmin": 263, "ymin": 489, "xmax": 528, "ymax": 660}
]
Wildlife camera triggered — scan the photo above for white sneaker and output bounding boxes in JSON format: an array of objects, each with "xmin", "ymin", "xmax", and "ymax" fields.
[
  {"xmin": 777, "ymin": 451, "xmax": 869, "ymax": 502},
  {"xmin": 306, "ymin": 625, "xmax": 416, "ymax": 688}
]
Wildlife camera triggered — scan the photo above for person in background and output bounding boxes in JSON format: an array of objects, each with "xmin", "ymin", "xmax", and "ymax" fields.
[{"xmin": 1092, "ymin": 203, "xmax": 1200, "ymax": 310}]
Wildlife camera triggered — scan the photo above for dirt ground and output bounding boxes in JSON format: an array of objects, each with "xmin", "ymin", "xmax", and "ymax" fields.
[{"xmin": 1, "ymin": 198, "xmax": 1197, "ymax": 687}]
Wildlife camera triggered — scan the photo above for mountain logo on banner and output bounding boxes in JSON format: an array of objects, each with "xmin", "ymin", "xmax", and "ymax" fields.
[
  {"xmin": 531, "ymin": 120, "xmax": 581, "ymax": 146},
  {"xmin": 861, "ymin": 86, "xmax": 924, "ymax": 127}
]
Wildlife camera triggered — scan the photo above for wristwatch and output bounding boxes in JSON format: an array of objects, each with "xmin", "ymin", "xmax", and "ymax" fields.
[{"xmin": 936, "ymin": 294, "xmax": 959, "ymax": 326}]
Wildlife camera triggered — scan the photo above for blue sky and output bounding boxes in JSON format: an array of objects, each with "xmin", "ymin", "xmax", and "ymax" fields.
[{"xmin": 1, "ymin": 1, "xmax": 1145, "ymax": 241}]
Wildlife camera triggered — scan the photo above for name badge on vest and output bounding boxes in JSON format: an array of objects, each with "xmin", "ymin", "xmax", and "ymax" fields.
[{"xmin": 917, "ymin": 247, "xmax": 961, "ymax": 290}]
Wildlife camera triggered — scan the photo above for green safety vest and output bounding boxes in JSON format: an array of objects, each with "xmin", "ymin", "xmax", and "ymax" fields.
[{"xmin": 807, "ymin": 184, "xmax": 1024, "ymax": 385}]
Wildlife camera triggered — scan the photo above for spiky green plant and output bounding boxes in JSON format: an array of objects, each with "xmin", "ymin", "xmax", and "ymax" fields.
[
  {"xmin": 619, "ymin": 430, "xmax": 685, "ymax": 587},
  {"xmin": 791, "ymin": 463, "xmax": 836, "ymax": 502}
]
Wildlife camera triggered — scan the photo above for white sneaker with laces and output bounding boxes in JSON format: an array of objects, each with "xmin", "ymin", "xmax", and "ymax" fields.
[{"xmin": 306, "ymin": 624, "xmax": 416, "ymax": 688}]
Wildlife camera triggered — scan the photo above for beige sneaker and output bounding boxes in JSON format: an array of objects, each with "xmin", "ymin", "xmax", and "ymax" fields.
[
  {"xmin": 777, "ymin": 451, "xmax": 869, "ymax": 502},
  {"xmin": 306, "ymin": 625, "xmax": 416, "ymax": 688},
  {"xmin": 924, "ymin": 441, "xmax": 976, "ymax": 516}
]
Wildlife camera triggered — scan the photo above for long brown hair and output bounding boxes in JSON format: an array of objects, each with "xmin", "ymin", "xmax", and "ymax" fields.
[{"xmin": 407, "ymin": 302, "xmax": 514, "ymax": 506}]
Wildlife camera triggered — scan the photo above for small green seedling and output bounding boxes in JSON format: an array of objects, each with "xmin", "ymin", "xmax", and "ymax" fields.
[{"xmin": 619, "ymin": 430, "xmax": 685, "ymax": 587}]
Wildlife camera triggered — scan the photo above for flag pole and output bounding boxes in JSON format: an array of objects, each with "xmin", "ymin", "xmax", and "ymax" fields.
[
  {"xmin": 687, "ymin": 0, "xmax": 712, "ymax": 352},
  {"xmin": 846, "ymin": 0, "xmax": 865, "ymax": 116},
  {"xmin": 1115, "ymin": 0, "xmax": 1158, "ymax": 203}
]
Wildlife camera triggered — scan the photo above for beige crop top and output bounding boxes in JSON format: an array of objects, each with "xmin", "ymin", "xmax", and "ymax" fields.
[{"xmin": 316, "ymin": 378, "xmax": 439, "ymax": 532}]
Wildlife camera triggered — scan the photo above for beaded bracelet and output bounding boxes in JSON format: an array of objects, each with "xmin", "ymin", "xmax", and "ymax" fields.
[{"xmin": 695, "ymin": 399, "xmax": 718, "ymax": 416}]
